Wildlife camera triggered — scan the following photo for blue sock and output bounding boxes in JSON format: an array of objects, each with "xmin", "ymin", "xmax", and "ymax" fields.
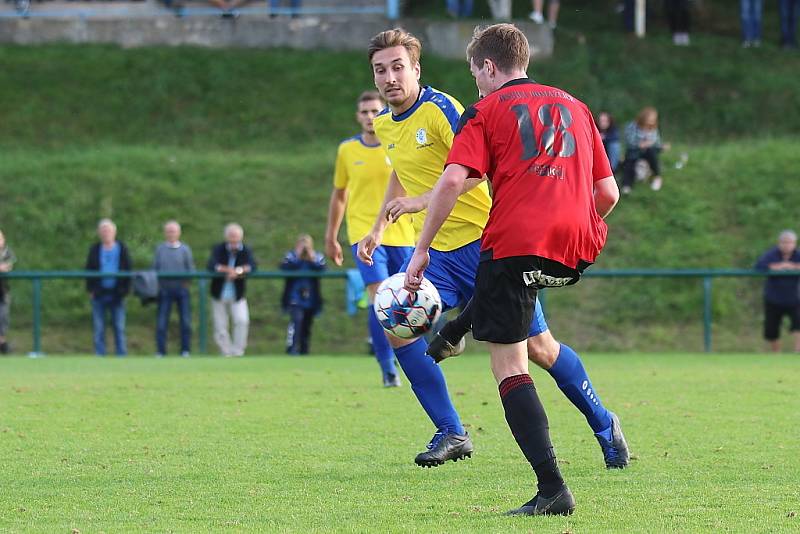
[
  {"xmin": 368, "ymin": 307, "xmax": 397, "ymax": 377},
  {"xmin": 547, "ymin": 343, "xmax": 612, "ymax": 434},
  {"xmin": 394, "ymin": 338, "xmax": 465, "ymax": 435}
]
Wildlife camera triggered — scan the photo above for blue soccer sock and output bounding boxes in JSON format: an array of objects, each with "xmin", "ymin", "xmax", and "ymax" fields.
[
  {"xmin": 394, "ymin": 337, "xmax": 465, "ymax": 435},
  {"xmin": 368, "ymin": 306, "xmax": 398, "ymax": 377},
  {"xmin": 547, "ymin": 343, "xmax": 612, "ymax": 434}
]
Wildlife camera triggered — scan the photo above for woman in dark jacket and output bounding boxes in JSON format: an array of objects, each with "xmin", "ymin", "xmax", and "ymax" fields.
[{"xmin": 281, "ymin": 234, "xmax": 325, "ymax": 355}]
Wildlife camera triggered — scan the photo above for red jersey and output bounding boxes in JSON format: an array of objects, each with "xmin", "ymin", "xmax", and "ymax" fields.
[{"xmin": 446, "ymin": 79, "xmax": 612, "ymax": 268}]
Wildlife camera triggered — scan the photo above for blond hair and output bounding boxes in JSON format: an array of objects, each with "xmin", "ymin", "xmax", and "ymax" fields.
[
  {"xmin": 466, "ymin": 23, "xmax": 530, "ymax": 73},
  {"xmin": 368, "ymin": 28, "xmax": 422, "ymax": 65},
  {"xmin": 636, "ymin": 107, "xmax": 659, "ymax": 128}
]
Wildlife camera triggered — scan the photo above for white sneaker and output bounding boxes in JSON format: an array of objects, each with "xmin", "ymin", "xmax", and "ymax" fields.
[
  {"xmin": 651, "ymin": 177, "xmax": 663, "ymax": 191},
  {"xmin": 181, "ymin": 351, "xmax": 190, "ymax": 358},
  {"xmin": 529, "ymin": 11, "xmax": 544, "ymax": 23}
]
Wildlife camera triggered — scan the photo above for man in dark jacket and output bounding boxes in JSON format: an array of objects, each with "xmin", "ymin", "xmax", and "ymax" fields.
[
  {"xmin": 207, "ymin": 223, "xmax": 257, "ymax": 357},
  {"xmin": 281, "ymin": 234, "xmax": 325, "ymax": 355},
  {"xmin": 755, "ymin": 230, "xmax": 800, "ymax": 352},
  {"xmin": 86, "ymin": 219, "xmax": 132, "ymax": 356},
  {"xmin": 0, "ymin": 229, "xmax": 16, "ymax": 355}
]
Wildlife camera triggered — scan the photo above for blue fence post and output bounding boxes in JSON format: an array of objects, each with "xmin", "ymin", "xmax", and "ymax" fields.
[
  {"xmin": 703, "ymin": 276, "xmax": 712, "ymax": 353},
  {"xmin": 386, "ymin": 0, "xmax": 399, "ymax": 19},
  {"xmin": 31, "ymin": 277, "xmax": 42, "ymax": 357},
  {"xmin": 198, "ymin": 278, "xmax": 208, "ymax": 355}
]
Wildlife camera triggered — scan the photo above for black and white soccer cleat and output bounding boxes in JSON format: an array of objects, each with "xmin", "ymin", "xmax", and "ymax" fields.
[
  {"xmin": 505, "ymin": 485, "xmax": 576, "ymax": 516},
  {"xmin": 426, "ymin": 332, "xmax": 466, "ymax": 363},
  {"xmin": 595, "ymin": 412, "xmax": 630, "ymax": 469},
  {"xmin": 414, "ymin": 431, "xmax": 473, "ymax": 467}
]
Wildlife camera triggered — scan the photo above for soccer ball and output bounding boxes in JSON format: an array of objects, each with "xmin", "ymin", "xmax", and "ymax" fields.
[{"xmin": 373, "ymin": 272, "xmax": 442, "ymax": 339}]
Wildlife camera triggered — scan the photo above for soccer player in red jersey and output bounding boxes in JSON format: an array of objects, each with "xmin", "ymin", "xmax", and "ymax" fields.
[{"xmin": 405, "ymin": 23, "xmax": 621, "ymax": 516}]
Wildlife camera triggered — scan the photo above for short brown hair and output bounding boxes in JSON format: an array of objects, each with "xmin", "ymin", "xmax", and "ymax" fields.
[
  {"xmin": 466, "ymin": 24, "xmax": 530, "ymax": 74},
  {"xmin": 357, "ymin": 90, "xmax": 383, "ymax": 105},
  {"xmin": 368, "ymin": 28, "xmax": 422, "ymax": 65}
]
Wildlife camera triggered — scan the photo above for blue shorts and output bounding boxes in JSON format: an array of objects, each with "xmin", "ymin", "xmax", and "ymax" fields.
[
  {"xmin": 351, "ymin": 244, "xmax": 414, "ymax": 286},
  {"xmin": 402, "ymin": 239, "xmax": 549, "ymax": 337}
]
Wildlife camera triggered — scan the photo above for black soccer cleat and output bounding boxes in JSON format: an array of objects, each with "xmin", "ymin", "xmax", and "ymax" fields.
[
  {"xmin": 414, "ymin": 431, "xmax": 473, "ymax": 467},
  {"xmin": 595, "ymin": 412, "xmax": 630, "ymax": 469},
  {"xmin": 505, "ymin": 485, "xmax": 576, "ymax": 516},
  {"xmin": 426, "ymin": 332, "xmax": 466, "ymax": 363}
]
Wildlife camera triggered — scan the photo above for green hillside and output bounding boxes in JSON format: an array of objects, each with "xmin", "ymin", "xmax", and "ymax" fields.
[{"xmin": 1, "ymin": 6, "xmax": 799, "ymax": 354}]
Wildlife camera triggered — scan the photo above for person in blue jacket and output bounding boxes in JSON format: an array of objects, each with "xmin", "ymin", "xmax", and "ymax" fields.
[
  {"xmin": 281, "ymin": 234, "xmax": 325, "ymax": 355},
  {"xmin": 755, "ymin": 230, "xmax": 800, "ymax": 352}
]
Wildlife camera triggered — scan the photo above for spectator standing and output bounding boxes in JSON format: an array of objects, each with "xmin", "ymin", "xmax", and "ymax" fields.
[
  {"xmin": 0, "ymin": 230, "xmax": 16, "ymax": 355},
  {"xmin": 755, "ymin": 230, "xmax": 800, "ymax": 352},
  {"xmin": 281, "ymin": 235, "xmax": 325, "ymax": 355},
  {"xmin": 740, "ymin": 0, "xmax": 763, "ymax": 47},
  {"xmin": 269, "ymin": 0, "xmax": 300, "ymax": 17},
  {"xmin": 779, "ymin": 0, "xmax": 798, "ymax": 49},
  {"xmin": 154, "ymin": 220, "xmax": 194, "ymax": 357},
  {"xmin": 664, "ymin": 0, "xmax": 691, "ymax": 45},
  {"xmin": 596, "ymin": 111, "xmax": 621, "ymax": 173},
  {"xmin": 85, "ymin": 219, "xmax": 131, "ymax": 357},
  {"xmin": 529, "ymin": 0, "xmax": 560, "ymax": 28},
  {"xmin": 207, "ymin": 223, "xmax": 257, "ymax": 357},
  {"xmin": 621, "ymin": 107, "xmax": 668, "ymax": 194},
  {"xmin": 446, "ymin": 0, "xmax": 473, "ymax": 17}
]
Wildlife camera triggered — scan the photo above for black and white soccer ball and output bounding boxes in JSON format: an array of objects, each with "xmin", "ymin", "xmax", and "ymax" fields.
[{"xmin": 373, "ymin": 272, "xmax": 442, "ymax": 339}]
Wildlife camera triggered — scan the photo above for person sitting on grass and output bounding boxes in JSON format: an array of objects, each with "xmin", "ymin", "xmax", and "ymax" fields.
[{"xmin": 621, "ymin": 106, "xmax": 670, "ymax": 194}]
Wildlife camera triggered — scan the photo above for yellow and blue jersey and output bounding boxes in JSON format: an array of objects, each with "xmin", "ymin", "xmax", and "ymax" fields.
[
  {"xmin": 373, "ymin": 86, "xmax": 491, "ymax": 252},
  {"xmin": 333, "ymin": 134, "xmax": 415, "ymax": 246}
]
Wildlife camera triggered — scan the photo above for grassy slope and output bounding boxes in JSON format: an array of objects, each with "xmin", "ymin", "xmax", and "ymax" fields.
[
  {"xmin": 1, "ymin": 1, "xmax": 799, "ymax": 353},
  {"xmin": 0, "ymin": 354, "xmax": 798, "ymax": 532}
]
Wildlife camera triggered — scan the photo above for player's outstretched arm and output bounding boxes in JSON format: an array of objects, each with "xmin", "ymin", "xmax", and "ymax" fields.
[
  {"xmin": 357, "ymin": 170, "xmax": 407, "ymax": 265},
  {"xmin": 405, "ymin": 164, "xmax": 470, "ymax": 291},
  {"xmin": 594, "ymin": 176, "xmax": 620, "ymax": 219},
  {"xmin": 325, "ymin": 187, "xmax": 348, "ymax": 266}
]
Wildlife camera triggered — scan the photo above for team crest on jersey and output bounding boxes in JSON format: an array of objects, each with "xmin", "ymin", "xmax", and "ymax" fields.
[{"xmin": 415, "ymin": 128, "xmax": 428, "ymax": 145}]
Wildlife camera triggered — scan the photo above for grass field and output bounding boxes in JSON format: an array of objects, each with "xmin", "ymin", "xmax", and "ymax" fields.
[
  {"xmin": 2, "ymin": 12, "xmax": 800, "ymax": 353},
  {"xmin": 1, "ymin": 353, "xmax": 798, "ymax": 532}
]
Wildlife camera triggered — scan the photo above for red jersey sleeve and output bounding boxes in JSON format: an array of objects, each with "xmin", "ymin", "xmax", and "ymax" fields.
[
  {"xmin": 590, "ymin": 116, "xmax": 613, "ymax": 182},
  {"xmin": 446, "ymin": 106, "xmax": 489, "ymax": 179}
]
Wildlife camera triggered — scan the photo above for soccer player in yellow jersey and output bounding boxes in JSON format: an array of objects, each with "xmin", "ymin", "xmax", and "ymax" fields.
[
  {"xmin": 325, "ymin": 91, "xmax": 416, "ymax": 388},
  {"xmin": 358, "ymin": 28, "xmax": 628, "ymax": 472}
]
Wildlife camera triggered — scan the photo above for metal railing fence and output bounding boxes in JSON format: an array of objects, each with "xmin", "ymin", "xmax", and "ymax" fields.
[{"xmin": 3, "ymin": 268, "xmax": 798, "ymax": 355}]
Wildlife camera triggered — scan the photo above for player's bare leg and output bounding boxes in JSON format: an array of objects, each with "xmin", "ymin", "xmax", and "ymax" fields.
[
  {"xmin": 430, "ymin": 305, "xmax": 629, "ymax": 468},
  {"xmin": 491, "ymin": 340, "xmax": 575, "ymax": 516}
]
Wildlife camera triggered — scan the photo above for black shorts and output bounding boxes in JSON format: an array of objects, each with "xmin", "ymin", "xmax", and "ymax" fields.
[
  {"xmin": 763, "ymin": 300, "xmax": 800, "ymax": 340},
  {"xmin": 472, "ymin": 251, "xmax": 588, "ymax": 344}
]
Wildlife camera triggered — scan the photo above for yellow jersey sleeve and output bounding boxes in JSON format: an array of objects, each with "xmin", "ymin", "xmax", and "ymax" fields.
[
  {"xmin": 374, "ymin": 87, "xmax": 491, "ymax": 252},
  {"xmin": 333, "ymin": 135, "xmax": 415, "ymax": 247},
  {"xmin": 333, "ymin": 142, "xmax": 349, "ymax": 190}
]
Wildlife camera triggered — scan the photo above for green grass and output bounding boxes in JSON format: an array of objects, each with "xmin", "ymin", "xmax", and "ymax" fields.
[
  {"xmin": 3, "ymin": 138, "xmax": 800, "ymax": 354},
  {"xmin": 2, "ymin": 2, "xmax": 800, "ymax": 353},
  {"xmin": 1, "ymin": 353, "xmax": 799, "ymax": 532}
]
